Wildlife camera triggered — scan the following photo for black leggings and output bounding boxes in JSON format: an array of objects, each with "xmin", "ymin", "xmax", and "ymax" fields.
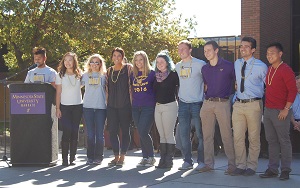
[
  {"xmin": 107, "ymin": 105, "xmax": 132, "ymax": 155},
  {"xmin": 60, "ymin": 104, "xmax": 83, "ymax": 142}
]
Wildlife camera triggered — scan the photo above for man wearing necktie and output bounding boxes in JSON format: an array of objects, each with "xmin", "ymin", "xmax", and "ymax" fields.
[{"xmin": 231, "ymin": 37, "xmax": 268, "ymax": 176}]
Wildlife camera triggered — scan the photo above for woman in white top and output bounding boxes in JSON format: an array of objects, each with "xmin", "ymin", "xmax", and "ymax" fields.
[
  {"xmin": 56, "ymin": 52, "xmax": 83, "ymax": 166},
  {"xmin": 82, "ymin": 54, "xmax": 107, "ymax": 165}
]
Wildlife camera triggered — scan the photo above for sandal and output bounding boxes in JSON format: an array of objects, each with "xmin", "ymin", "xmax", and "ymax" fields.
[
  {"xmin": 108, "ymin": 159, "xmax": 118, "ymax": 166},
  {"xmin": 116, "ymin": 160, "xmax": 124, "ymax": 166}
]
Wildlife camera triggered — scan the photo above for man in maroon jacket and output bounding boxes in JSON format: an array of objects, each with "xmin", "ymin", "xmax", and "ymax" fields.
[{"xmin": 260, "ymin": 42, "xmax": 297, "ymax": 180}]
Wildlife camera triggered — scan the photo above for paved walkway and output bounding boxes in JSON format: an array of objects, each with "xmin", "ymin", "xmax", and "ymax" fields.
[{"xmin": 1, "ymin": 148, "xmax": 300, "ymax": 188}]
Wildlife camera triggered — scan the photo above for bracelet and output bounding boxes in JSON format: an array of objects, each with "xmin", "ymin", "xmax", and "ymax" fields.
[{"xmin": 284, "ymin": 106, "xmax": 290, "ymax": 110}]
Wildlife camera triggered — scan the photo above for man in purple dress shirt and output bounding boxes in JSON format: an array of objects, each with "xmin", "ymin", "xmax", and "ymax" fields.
[{"xmin": 198, "ymin": 41, "xmax": 236, "ymax": 175}]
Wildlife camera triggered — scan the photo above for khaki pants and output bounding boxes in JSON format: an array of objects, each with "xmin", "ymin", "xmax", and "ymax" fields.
[
  {"xmin": 232, "ymin": 100, "xmax": 263, "ymax": 170},
  {"xmin": 155, "ymin": 101, "xmax": 178, "ymax": 144},
  {"xmin": 200, "ymin": 100, "xmax": 235, "ymax": 169}
]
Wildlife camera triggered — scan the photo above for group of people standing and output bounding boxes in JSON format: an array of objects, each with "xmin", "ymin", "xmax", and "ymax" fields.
[
  {"xmin": 24, "ymin": 36, "xmax": 299, "ymax": 181},
  {"xmin": 24, "ymin": 46, "xmax": 180, "ymax": 168}
]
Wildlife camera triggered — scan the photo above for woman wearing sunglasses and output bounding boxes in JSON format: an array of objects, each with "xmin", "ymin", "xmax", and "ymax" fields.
[{"xmin": 81, "ymin": 54, "xmax": 107, "ymax": 165}]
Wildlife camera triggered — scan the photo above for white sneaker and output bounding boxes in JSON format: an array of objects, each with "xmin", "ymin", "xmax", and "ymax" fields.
[
  {"xmin": 145, "ymin": 157, "xmax": 156, "ymax": 167},
  {"xmin": 137, "ymin": 158, "xmax": 148, "ymax": 167}
]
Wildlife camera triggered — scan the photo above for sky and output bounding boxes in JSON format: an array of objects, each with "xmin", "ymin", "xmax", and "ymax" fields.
[{"xmin": 174, "ymin": 0, "xmax": 241, "ymax": 38}]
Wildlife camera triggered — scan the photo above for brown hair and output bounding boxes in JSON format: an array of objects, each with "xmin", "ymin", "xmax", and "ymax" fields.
[
  {"xmin": 57, "ymin": 52, "xmax": 82, "ymax": 78},
  {"xmin": 111, "ymin": 47, "xmax": 125, "ymax": 59}
]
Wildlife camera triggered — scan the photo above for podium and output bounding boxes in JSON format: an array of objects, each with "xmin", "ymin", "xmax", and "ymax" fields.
[{"xmin": 9, "ymin": 83, "xmax": 58, "ymax": 166}]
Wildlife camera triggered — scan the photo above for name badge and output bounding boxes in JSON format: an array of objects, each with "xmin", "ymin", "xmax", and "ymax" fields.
[
  {"xmin": 33, "ymin": 74, "xmax": 45, "ymax": 83},
  {"xmin": 88, "ymin": 77, "xmax": 101, "ymax": 85},
  {"xmin": 180, "ymin": 67, "xmax": 192, "ymax": 79}
]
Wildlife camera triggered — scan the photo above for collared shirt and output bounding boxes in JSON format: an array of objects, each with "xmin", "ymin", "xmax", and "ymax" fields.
[
  {"xmin": 175, "ymin": 57, "xmax": 206, "ymax": 103},
  {"xmin": 202, "ymin": 58, "xmax": 235, "ymax": 98},
  {"xmin": 292, "ymin": 93, "xmax": 300, "ymax": 119},
  {"xmin": 234, "ymin": 56, "xmax": 268, "ymax": 99}
]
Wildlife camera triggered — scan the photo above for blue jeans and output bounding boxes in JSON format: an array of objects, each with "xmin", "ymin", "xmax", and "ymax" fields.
[
  {"xmin": 83, "ymin": 108, "xmax": 107, "ymax": 161},
  {"xmin": 132, "ymin": 106, "xmax": 155, "ymax": 158},
  {"xmin": 177, "ymin": 100, "xmax": 204, "ymax": 165}
]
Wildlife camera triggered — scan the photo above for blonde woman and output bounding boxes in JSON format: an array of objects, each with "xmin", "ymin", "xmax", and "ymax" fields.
[
  {"xmin": 130, "ymin": 51, "xmax": 156, "ymax": 167},
  {"xmin": 56, "ymin": 52, "xmax": 83, "ymax": 166},
  {"xmin": 82, "ymin": 54, "xmax": 107, "ymax": 165}
]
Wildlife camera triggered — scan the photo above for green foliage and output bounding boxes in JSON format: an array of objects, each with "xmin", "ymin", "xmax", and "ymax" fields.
[
  {"xmin": 190, "ymin": 38, "xmax": 206, "ymax": 48},
  {"xmin": 0, "ymin": 0, "xmax": 195, "ymax": 74}
]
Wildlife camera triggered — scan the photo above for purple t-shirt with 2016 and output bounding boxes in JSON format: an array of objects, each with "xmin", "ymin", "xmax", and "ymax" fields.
[{"xmin": 130, "ymin": 70, "xmax": 156, "ymax": 107}]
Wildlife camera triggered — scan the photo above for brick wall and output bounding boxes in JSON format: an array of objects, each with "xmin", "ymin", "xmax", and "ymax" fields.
[
  {"xmin": 242, "ymin": 0, "xmax": 292, "ymax": 65},
  {"xmin": 260, "ymin": 0, "xmax": 291, "ymax": 65},
  {"xmin": 241, "ymin": 0, "xmax": 261, "ymax": 59}
]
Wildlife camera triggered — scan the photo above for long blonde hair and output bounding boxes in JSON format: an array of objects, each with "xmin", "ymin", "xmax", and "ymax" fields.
[
  {"xmin": 84, "ymin": 54, "xmax": 107, "ymax": 75},
  {"xmin": 132, "ymin": 51, "xmax": 152, "ymax": 77}
]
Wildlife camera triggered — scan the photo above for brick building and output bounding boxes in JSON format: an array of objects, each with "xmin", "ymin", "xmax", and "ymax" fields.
[{"xmin": 242, "ymin": 0, "xmax": 300, "ymax": 74}]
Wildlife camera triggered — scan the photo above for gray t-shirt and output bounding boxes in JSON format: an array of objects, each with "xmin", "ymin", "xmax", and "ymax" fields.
[
  {"xmin": 82, "ymin": 72, "xmax": 106, "ymax": 109},
  {"xmin": 24, "ymin": 65, "xmax": 56, "ymax": 83},
  {"xmin": 175, "ymin": 57, "xmax": 206, "ymax": 103}
]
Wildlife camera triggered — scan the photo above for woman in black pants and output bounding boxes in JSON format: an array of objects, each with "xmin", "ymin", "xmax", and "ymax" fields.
[
  {"xmin": 106, "ymin": 47, "xmax": 133, "ymax": 166},
  {"xmin": 56, "ymin": 52, "xmax": 83, "ymax": 166}
]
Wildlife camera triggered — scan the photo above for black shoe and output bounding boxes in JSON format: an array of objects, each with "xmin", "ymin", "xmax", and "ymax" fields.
[
  {"xmin": 230, "ymin": 168, "xmax": 245, "ymax": 176},
  {"xmin": 243, "ymin": 168, "xmax": 256, "ymax": 176},
  {"xmin": 259, "ymin": 169, "xmax": 278, "ymax": 178},
  {"xmin": 279, "ymin": 171, "xmax": 290, "ymax": 180}
]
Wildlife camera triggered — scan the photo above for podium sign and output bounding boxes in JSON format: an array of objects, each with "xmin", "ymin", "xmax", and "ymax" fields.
[
  {"xmin": 9, "ymin": 83, "xmax": 58, "ymax": 166},
  {"xmin": 10, "ymin": 92, "xmax": 46, "ymax": 114}
]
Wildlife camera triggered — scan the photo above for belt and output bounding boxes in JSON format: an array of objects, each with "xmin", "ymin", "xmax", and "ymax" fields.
[
  {"xmin": 205, "ymin": 97, "xmax": 229, "ymax": 102},
  {"xmin": 295, "ymin": 119, "xmax": 300, "ymax": 121},
  {"xmin": 236, "ymin": 97, "xmax": 261, "ymax": 103}
]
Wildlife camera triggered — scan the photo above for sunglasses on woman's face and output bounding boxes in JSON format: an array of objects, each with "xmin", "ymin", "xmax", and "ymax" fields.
[{"xmin": 90, "ymin": 61, "xmax": 100, "ymax": 65}]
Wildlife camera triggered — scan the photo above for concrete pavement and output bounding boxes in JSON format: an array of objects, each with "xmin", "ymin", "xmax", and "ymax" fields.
[{"xmin": 1, "ymin": 148, "xmax": 300, "ymax": 188}]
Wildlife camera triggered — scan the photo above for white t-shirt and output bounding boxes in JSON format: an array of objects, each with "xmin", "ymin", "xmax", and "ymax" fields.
[
  {"xmin": 175, "ymin": 57, "xmax": 206, "ymax": 103},
  {"xmin": 81, "ymin": 72, "xmax": 106, "ymax": 109},
  {"xmin": 55, "ymin": 73, "xmax": 82, "ymax": 105},
  {"xmin": 24, "ymin": 66, "xmax": 56, "ymax": 83}
]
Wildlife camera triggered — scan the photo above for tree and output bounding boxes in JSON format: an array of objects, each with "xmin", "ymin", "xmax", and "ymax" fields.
[{"xmin": 0, "ymin": 0, "xmax": 195, "ymax": 75}]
